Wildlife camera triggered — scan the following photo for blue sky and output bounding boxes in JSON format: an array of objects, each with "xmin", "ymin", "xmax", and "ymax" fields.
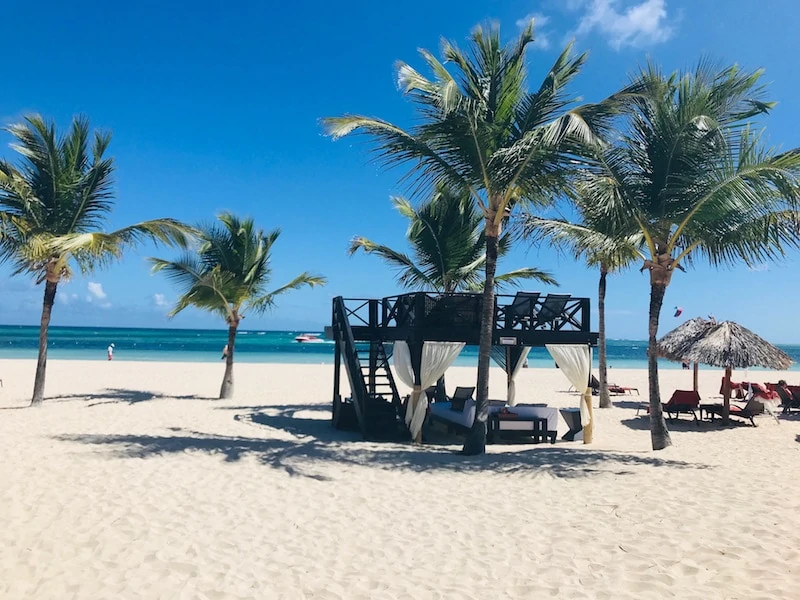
[{"xmin": 1, "ymin": 0, "xmax": 799, "ymax": 342}]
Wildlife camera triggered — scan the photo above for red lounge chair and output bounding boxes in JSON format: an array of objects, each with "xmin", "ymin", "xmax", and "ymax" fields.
[
  {"xmin": 719, "ymin": 377, "xmax": 745, "ymax": 399},
  {"xmin": 662, "ymin": 390, "xmax": 700, "ymax": 422},
  {"xmin": 609, "ymin": 384, "xmax": 639, "ymax": 395},
  {"xmin": 775, "ymin": 386, "xmax": 800, "ymax": 414}
]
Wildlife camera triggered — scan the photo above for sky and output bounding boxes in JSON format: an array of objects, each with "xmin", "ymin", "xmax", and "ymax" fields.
[{"xmin": 1, "ymin": 0, "xmax": 800, "ymax": 342}]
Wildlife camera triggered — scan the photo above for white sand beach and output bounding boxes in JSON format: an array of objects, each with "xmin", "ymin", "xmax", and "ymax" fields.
[{"xmin": 1, "ymin": 359, "xmax": 799, "ymax": 599}]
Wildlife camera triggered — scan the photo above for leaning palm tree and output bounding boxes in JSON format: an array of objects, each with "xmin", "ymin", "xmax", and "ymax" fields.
[
  {"xmin": 521, "ymin": 202, "xmax": 642, "ymax": 408},
  {"xmin": 151, "ymin": 213, "xmax": 326, "ymax": 399},
  {"xmin": 0, "ymin": 115, "xmax": 193, "ymax": 405},
  {"xmin": 323, "ymin": 21, "xmax": 630, "ymax": 455},
  {"xmin": 581, "ymin": 62, "xmax": 800, "ymax": 449},
  {"xmin": 350, "ymin": 184, "xmax": 557, "ymax": 293}
]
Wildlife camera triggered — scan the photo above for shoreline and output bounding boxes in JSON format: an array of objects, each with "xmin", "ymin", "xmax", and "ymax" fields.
[{"xmin": 0, "ymin": 356, "xmax": 795, "ymax": 372}]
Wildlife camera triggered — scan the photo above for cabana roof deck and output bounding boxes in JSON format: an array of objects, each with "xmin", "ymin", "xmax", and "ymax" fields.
[{"xmin": 339, "ymin": 291, "xmax": 598, "ymax": 346}]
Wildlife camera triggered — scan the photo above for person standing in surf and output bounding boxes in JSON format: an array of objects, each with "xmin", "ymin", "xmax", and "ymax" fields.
[{"xmin": 107, "ymin": 343, "xmax": 115, "ymax": 361}]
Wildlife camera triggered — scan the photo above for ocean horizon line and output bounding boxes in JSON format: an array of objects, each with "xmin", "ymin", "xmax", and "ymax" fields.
[{"xmin": 1, "ymin": 324, "xmax": 799, "ymax": 370}]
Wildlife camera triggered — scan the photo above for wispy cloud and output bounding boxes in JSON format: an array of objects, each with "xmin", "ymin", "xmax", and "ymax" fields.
[
  {"xmin": 57, "ymin": 292, "xmax": 80, "ymax": 305},
  {"xmin": 87, "ymin": 282, "xmax": 107, "ymax": 300},
  {"xmin": 153, "ymin": 293, "xmax": 168, "ymax": 307},
  {"xmin": 568, "ymin": 0, "xmax": 674, "ymax": 50},
  {"xmin": 516, "ymin": 13, "xmax": 552, "ymax": 49},
  {"xmin": 747, "ymin": 264, "xmax": 769, "ymax": 272}
]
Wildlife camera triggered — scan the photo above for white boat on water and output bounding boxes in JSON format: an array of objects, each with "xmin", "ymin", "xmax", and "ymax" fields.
[{"xmin": 295, "ymin": 333, "xmax": 324, "ymax": 343}]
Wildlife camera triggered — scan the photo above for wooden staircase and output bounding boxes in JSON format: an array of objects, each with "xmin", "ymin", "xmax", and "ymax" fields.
[{"xmin": 331, "ymin": 297, "xmax": 400, "ymax": 439}]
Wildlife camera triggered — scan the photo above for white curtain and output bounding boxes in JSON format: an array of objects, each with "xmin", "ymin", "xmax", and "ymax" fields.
[
  {"xmin": 546, "ymin": 344, "xmax": 593, "ymax": 440},
  {"xmin": 507, "ymin": 347, "xmax": 531, "ymax": 407},
  {"xmin": 394, "ymin": 341, "xmax": 465, "ymax": 440}
]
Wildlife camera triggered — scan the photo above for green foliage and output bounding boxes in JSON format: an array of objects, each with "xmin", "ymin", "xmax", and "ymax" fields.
[
  {"xmin": 323, "ymin": 21, "xmax": 637, "ymax": 215},
  {"xmin": 582, "ymin": 61, "xmax": 800, "ymax": 272},
  {"xmin": 151, "ymin": 212, "xmax": 326, "ymax": 323},
  {"xmin": 520, "ymin": 200, "xmax": 643, "ymax": 273},
  {"xmin": 0, "ymin": 115, "xmax": 192, "ymax": 283},
  {"xmin": 350, "ymin": 184, "xmax": 556, "ymax": 292}
]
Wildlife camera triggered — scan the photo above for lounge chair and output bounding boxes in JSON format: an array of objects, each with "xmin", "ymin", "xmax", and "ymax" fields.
[
  {"xmin": 589, "ymin": 374, "xmax": 639, "ymax": 396},
  {"xmin": 775, "ymin": 385, "xmax": 800, "ymax": 414},
  {"xmin": 719, "ymin": 377, "xmax": 745, "ymax": 399},
  {"xmin": 661, "ymin": 390, "xmax": 700, "ymax": 422},
  {"xmin": 503, "ymin": 291, "xmax": 540, "ymax": 329},
  {"xmin": 533, "ymin": 294, "xmax": 571, "ymax": 329},
  {"xmin": 703, "ymin": 394, "xmax": 762, "ymax": 426}
]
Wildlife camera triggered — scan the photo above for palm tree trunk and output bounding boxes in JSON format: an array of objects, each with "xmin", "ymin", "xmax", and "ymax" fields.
[
  {"xmin": 219, "ymin": 322, "xmax": 238, "ymax": 399},
  {"xmin": 463, "ymin": 211, "xmax": 500, "ymax": 456},
  {"xmin": 31, "ymin": 280, "xmax": 58, "ymax": 406},
  {"xmin": 647, "ymin": 282, "xmax": 672, "ymax": 450},
  {"xmin": 598, "ymin": 265, "xmax": 611, "ymax": 409}
]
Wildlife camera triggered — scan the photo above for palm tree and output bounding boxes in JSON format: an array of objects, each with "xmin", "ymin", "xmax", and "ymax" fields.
[
  {"xmin": 521, "ymin": 204, "xmax": 641, "ymax": 409},
  {"xmin": 151, "ymin": 213, "xmax": 326, "ymax": 399},
  {"xmin": 0, "ymin": 115, "xmax": 193, "ymax": 405},
  {"xmin": 580, "ymin": 62, "xmax": 800, "ymax": 449},
  {"xmin": 350, "ymin": 184, "xmax": 557, "ymax": 293},
  {"xmin": 323, "ymin": 22, "xmax": 628, "ymax": 455}
]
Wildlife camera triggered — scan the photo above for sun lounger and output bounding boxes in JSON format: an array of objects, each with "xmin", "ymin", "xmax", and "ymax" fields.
[
  {"xmin": 662, "ymin": 390, "xmax": 700, "ymax": 422},
  {"xmin": 588, "ymin": 374, "xmax": 638, "ymax": 396},
  {"xmin": 533, "ymin": 294, "xmax": 571, "ymax": 329},
  {"xmin": 702, "ymin": 395, "xmax": 762, "ymax": 426},
  {"xmin": 504, "ymin": 291, "xmax": 540, "ymax": 329},
  {"xmin": 775, "ymin": 385, "xmax": 800, "ymax": 414}
]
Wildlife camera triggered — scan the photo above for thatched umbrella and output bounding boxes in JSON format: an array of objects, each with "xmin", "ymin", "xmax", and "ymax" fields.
[
  {"xmin": 659, "ymin": 320, "xmax": 792, "ymax": 421},
  {"xmin": 657, "ymin": 317, "xmax": 715, "ymax": 391}
]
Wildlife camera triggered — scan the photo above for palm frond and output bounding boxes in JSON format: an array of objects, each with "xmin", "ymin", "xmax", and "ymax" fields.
[
  {"xmin": 247, "ymin": 272, "xmax": 327, "ymax": 315},
  {"xmin": 151, "ymin": 213, "xmax": 325, "ymax": 323}
]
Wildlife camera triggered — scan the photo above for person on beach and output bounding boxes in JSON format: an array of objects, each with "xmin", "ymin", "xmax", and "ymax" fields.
[
  {"xmin": 107, "ymin": 343, "xmax": 115, "ymax": 361},
  {"xmin": 221, "ymin": 345, "xmax": 228, "ymax": 360}
]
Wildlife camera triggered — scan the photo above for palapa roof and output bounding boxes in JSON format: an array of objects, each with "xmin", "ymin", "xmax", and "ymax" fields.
[
  {"xmin": 658, "ymin": 319, "xmax": 792, "ymax": 370},
  {"xmin": 657, "ymin": 317, "xmax": 714, "ymax": 361}
]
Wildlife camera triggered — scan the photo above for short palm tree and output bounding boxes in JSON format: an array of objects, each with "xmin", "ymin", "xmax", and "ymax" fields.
[
  {"xmin": 324, "ymin": 22, "xmax": 630, "ymax": 454},
  {"xmin": 150, "ymin": 213, "xmax": 326, "ymax": 399},
  {"xmin": 582, "ymin": 62, "xmax": 800, "ymax": 449},
  {"xmin": 521, "ymin": 203, "xmax": 642, "ymax": 409},
  {"xmin": 350, "ymin": 184, "xmax": 557, "ymax": 292},
  {"xmin": 0, "ymin": 115, "xmax": 193, "ymax": 405}
]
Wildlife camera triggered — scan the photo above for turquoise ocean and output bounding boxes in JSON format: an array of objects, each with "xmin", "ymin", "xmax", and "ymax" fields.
[{"xmin": 2, "ymin": 325, "xmax": 799, "ymax": 370}]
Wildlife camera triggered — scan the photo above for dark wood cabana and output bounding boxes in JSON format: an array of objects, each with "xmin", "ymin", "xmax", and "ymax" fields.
[{"xmin": 330, "ymin": 291, "xmax": 598, "ymax": 439}]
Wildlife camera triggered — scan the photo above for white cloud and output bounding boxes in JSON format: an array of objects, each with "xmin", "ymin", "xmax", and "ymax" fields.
[
  {"xmin": 153, "ymin": 293, "xmax": 168, "ymax": 307},
  {"xmin": 569, "ymin": 0, "xmax": 674, "ymax": 50},
  {"xmin": 87, "ymin": 282, "xmax": 107, "ymax": 300},
  {"xmin": 516, "ymin": 13, "xmax": 552, "ymax": 49}
]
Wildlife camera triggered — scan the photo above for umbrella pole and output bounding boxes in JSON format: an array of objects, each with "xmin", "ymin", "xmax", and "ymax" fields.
[
  {"xmin": 693, "ymin": 362, "xmax": 699, "ymax": 392},
  {"xmin": 723, "ymin": 366, "xmax": 732, "ymax": 423}
]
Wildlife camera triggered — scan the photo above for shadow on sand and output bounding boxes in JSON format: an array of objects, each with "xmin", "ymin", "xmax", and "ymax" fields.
[
  {"xmin": 54, "ymin": 402, "xmax": 711, "ymax": 481},
  {"xmin": 44, "ymin": 388, "xmax": 218, "ymax": 406}
]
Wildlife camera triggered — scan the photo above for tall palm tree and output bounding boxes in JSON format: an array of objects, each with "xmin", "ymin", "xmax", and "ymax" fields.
[
  {"xmin": 581, "ymin": 62, "xmax": 800, "ymax": 449},
  {"xmin": 350, "ymin": 184, "xmax": 557, "ymax": 292},
  {"xmin": 0, "ymin": 115, "xmax": 193, "ymax": 405},
  {"xmin": 323, "ymin": 22, "xmax": 628, "ymax": 454},
  {"xmin": 151, "ymin": 213, "xmax": 326, "ymax": 399},
  {"xmin": 521, "ymin": 204, "xmax": 641, "ymax": 408}
]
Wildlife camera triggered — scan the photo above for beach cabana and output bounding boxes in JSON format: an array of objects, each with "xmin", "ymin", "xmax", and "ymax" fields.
[
  {"xmin": 330, "ymin": 291, "xmax": 598, "ymax": 442},
  {"xmin": 658, "ymin": 319, "xmax": 792, "ymax": 421}
]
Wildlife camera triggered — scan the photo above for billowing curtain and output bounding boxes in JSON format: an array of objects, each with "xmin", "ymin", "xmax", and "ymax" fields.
[
  {"xmin": 546, "ymin": 344, "xmax": 593, "ymax": 443},
  {"xmin": 394, "ymin": 341, "xmax": 465, "ymax": 440},
  {"xmin": 491, "ymin": 346, "xmax": 531, "ymax": 406}
]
